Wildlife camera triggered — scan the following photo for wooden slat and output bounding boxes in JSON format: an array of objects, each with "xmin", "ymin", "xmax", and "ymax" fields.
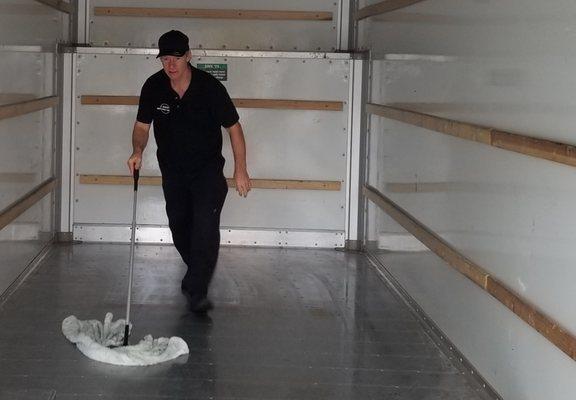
[
  {"xmin": 81, "ymin": 96, "xmax": 138, "ymax": 106},
  {"xmin": 363, "ymin": 185, "xmax": 489, "ymax": 288},
  {"xmin": 385, "ymin": 182, "xmax": 418, "ymax": 193},
  {"xmin": 0, "ymin": 173, "xmax": 36, "ymax": 183},
  {"xmin": 228, "ymin": 178, "xmax": 340, "ymax": 191},
  {"xmin": 367, "ymin": 103, "xmax": 576, "ymax": 169},
  {"xmin": 79, "ymin": 175, "xmax": 341, "ymax": 191},
  {"xmin": 366, "ymin": 103, "xmax": 493, "ymax": 145},
  {"xmin": 364, "ymin": 184, "xmax": 576, "ymax": 361},
  {"xmin": 234, "ymin": 99, "xmax": 343, "ymax": 111},
  {"xmin": 491, "ymin": 130, "xmax": 576, "ymax": 168},
  {"xmin": 0, "ymin": 178, "xmax": 57, "ymax": 231},
  {"xmin": 35, "ymin": 0, "xmax": 72, "ymax": 13},
  {"xmin": 81, "ymin": 95, "xmax": 344, "ymax": 111},
  {"xmin": 0, "ymin": 94, "xmax": 36, "ymax": 105},
  {"xmin": 94, "ymin": 7, "xmax": 333, "ymax": 21},
  {"xmin": 386, "ymin": 182, "xmax": 454, "ymax": 193},
  {"xmin": 81, "ymin": 175, "xmax": 162, "ymax": 186},
  {"xmin": 356, "ymin": 0, "xmax": 426, "ymax": 21},
  {"xmin": 0, "ymin": 96, "xmax": 59, "ymax": 121},
  {"xmin": 486, "ymin": 278, "xmax": 576, "ymax": 359}
]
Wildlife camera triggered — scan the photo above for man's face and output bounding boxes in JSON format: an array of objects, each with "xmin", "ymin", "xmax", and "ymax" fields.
[{"xmin": 160, "ymin": 52, "xmax": 191, "ymax": 81}]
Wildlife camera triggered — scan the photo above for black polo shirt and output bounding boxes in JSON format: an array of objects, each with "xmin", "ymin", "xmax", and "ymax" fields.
[{"xmin": 137, "ymin": 64, "xmax": 239, "ymax": 177}]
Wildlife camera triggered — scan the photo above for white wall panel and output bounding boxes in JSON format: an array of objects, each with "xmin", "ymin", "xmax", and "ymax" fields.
[
  {"xmin": 0, "ymin": 51, "xmax": 54, "ymax": 96},
  {"xmin": 0, "ymin": 0, "xmax": 68, "ymax": 46},
  {"xmin": 0, "ymin": 196, "xmax": 54, "ymax": 296},
  {"xmin": 73, "ymin": 51, "xmax": 350, "ymax": 240},
  {"xmin": 89, "ymin": 0, "xmax": 339, "ymax": 51},
  {"xmin": 358, "ymin": 0, "xmax": 576, "ymax": 58},
  {"xmin": 0, "ymin": 110, "xmax": 54, "ymax": 209},
  {"xmin": 0, "ymin": 51, "xmax": 55, "ymax": 209},
  {"xmin": 368, "ymin": 114, "xmax": 576, "ymax": 333},
  {"xmin": 368, "ymin": 235, "xmax": 576, "ymax": 400},
  {"xmin": 371, "ymin": 58, "xmax": 576, "ymax": 145},
  {"xmin": 359, "ymin": 0, "xmax": 576, "ymax": 398},
  {"xmin": 74, "ymin": 184, "xmax": 345, "ymax": 231},
  {"xmin": 0, "ymin": 1, "xmax": 62, "ymax": 295}
]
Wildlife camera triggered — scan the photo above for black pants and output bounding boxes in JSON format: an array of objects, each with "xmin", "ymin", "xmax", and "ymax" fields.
[{"xmin": 162, "ymin": 167, "xmax": 228, "ymax": 304}]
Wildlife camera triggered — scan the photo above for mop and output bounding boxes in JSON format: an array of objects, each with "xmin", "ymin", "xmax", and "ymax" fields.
[{"xmin": 62, "ymin": 170, "xmax": 189, "ymax": 366}]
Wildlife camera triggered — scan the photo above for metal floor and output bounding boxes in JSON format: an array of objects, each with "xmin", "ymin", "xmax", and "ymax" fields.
[{"xmin": 0, "ymin": 244, "xmax": 492, "ymax": 400}]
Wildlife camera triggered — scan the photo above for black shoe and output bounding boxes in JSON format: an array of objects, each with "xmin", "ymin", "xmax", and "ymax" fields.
[
  {"xmin": 182, "ymin": 288, "xmax": 213, "ymax": 313},
  {"xmin": 190, "ymin": 298, "xmax": 214, "ymax": 314}
]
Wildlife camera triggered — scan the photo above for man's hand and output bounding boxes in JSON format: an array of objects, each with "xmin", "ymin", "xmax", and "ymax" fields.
[
  {"xmin": 227, "ymin": 122, "xmax": 250, "ymax": 198},
  {"xmin": 128, "ymin": 121, "xmax": 150, "ymax": 174},
  {"xmin": 127, "ymin": 152, "xmax": 142, "ymax": 175},
  {"xmin": 234, "ymin": 169, "xmax": 251, "ymax": 197}
]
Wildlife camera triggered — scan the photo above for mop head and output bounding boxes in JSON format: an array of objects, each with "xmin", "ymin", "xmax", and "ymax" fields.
[{"xmin": 62, "ymin": 313, "xmax": 189, "ymax": 366}]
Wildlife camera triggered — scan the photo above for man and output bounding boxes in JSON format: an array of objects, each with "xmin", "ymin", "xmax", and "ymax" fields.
[{"xmin": 127, "ymin": 30, "xmax": 250, "ymax": 313}]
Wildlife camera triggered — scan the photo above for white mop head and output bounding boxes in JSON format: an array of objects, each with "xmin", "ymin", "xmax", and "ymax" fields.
[{"xmin": 62, "ymin": 313, "xmax": 189, "ymax": 366}]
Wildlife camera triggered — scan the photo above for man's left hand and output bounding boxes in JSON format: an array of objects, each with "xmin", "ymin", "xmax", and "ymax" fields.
[{"xmin": 234, "ymin": 170, "xmax": 251, "ymax": 197}]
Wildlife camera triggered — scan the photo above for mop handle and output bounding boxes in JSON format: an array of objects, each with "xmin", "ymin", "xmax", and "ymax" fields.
[
  {"xmin": 124, "ymin": 168, "xmax": 139, "ymax": 346},
  {"xmin": 133, "ymin": 168, "xmax": 140, "ymax": 191}
]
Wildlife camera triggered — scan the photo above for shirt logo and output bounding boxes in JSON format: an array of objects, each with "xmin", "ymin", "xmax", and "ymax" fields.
[{"xmin": 156, "ymin": 103, "xmax": 170, "ymax": 114}]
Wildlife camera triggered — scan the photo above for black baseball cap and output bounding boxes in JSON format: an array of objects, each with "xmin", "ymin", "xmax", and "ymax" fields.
[{"xmin": 156, "ymin": 30, "xmax": 189, "ymax": 58}]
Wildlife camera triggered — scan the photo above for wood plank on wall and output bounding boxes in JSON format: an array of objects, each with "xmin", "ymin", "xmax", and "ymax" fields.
[
  {"xmin": 385, "ymin": 182, "xmax": 454, "ymax": 193},
  {"xmin": 363, "ymin": 185, "xmax": 490, "ymax": 288},
  {"xmin": 356, "ymin": 0, "xmax": 426, "ymax": 21},
  {"xmin": 234, "ymin": 99, "xmax": 343, "ymax": 111},
  {"xmin": 367, "ymin": 103, "xmax": 576, "ymax": 168},
  {"xmin": 0, "ymin": 94, "xmax": 37, "ymax": 105},
  {"xmin": 486, "ymin": 278, "xmax": 576, "ymax": 359},
  {"xmin": 35, "ymin": 0, "xmax": 72, "ymax": 13},
  {"xmin": 364, "ymin": 184, "xmax": 576, "ymax": 361},
  {"xmin": 0, "ymin": 96, "xmax": 59, "ymax": 121},
  {"xmin": 0, "ymin": 173, "xmax": 36, "ymax": 183},
  {"xmin": 366, "ymin": 103, "xmax": 492, "ymax": 144},
  {"xmin": 80, "ymin": 175, "xmax": 341, "ymax": 191},
  {"xmin": 81, "ymin": 96, "xmax": 138, "ymax": 106},
  {"xmin": 0, "ymin": 178, "xmax": 57, "ymax": 231},
  {"xmin": 94, "ymin": 7, "xmax": 333, "ymax": 21},
  {"xmin": 81, "ymin": 96, "xmax": 344, "ymax": 111},
  {"xmin": 491, "ymin": 130, "xmax": 576, "ymax": 168}
]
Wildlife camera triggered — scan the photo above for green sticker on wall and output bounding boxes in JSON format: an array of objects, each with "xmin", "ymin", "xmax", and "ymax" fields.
[{"xmin": 196, "ymin": 63, "xmax": 228, "ymax": 81}]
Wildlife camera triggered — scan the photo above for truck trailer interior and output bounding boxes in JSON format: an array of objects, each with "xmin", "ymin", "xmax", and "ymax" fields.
[{"xmin": 1, "ymin": 1, "xmax": 575, "ymax": 399}]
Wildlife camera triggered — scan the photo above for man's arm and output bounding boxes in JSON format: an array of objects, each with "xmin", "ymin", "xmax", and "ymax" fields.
[
  {"xmin": 227, "ymin": 122, "xmax": 251, "ymax": 197},
  {"xmin": 127, "ymin": 121, "xmax": 151, "ymax": 174}
]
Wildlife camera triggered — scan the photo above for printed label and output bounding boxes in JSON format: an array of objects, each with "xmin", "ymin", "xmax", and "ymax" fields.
[{"xmin": 197, "ymin": 63, "xmax": 228, "ymax": 81}]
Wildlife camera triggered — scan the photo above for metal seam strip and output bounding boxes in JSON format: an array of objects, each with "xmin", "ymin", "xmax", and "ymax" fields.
[
  {"xmin": 364, "ymin": 252, "xmax": 501, "ymax": 400},
  {"xmin": 63, "ymin": 46, "xmax": 357, "ymax": 60}
]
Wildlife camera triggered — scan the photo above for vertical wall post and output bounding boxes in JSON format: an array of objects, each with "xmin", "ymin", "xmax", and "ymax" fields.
[
  {"xmin": 345, "ymin": 56, "xmax": 368, "ymax": 250},
  {"xmin": 337, "ymin": 0, "xmax": 353, "ymax": 51},
  {"xmin": 56, "ymin": 52, "xmax": 77, "ymax": 240},
  {"xmin": 362, "ymin": 58, "xmax": 374, "ymax": 249},
  {"xmin": 72, "ymin": 0, "xmax": 90, "ymax": 44},
  {"xmin": 351, "ymin": 0, "xmax": 360, "ymax": 50}
]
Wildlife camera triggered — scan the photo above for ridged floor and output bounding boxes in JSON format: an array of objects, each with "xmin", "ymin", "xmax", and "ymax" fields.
[{"xmin": 0, "ymin": 244, "xmax": 492, "ymax": 400}]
